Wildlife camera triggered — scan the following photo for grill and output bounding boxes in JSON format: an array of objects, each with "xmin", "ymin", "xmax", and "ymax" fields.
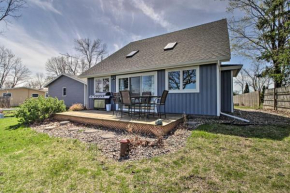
[{"xmin": 89, "ymin": 92, "xmax": 112, "ymax": 110}]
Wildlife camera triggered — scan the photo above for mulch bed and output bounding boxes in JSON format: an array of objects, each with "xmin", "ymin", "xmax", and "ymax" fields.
[
  {"xmin": 31, "ymin": 120, "xmax": 193, "ymax": 161},
  {"xmin": 31, "ymin": 109, "xmax": 290, "ymax": 161},
  {"xmin": 222, "ymin": 109, "xmax": 290, "ymax": 125}
]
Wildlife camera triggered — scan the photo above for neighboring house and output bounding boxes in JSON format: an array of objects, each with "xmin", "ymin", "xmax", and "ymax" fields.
[
  {"xmin": 44, "ymin": 74, "xmax": 87, "ymax": 107},
  {"xmin": 0, "ymin": 87, "xmax": 46, "ymax": 107},
  {"xmin": 79, "ymin": 19, "xmax": 242, "ymax": 116}
]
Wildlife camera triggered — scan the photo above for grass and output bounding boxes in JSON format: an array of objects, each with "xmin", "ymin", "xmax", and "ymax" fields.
[{"xmin": 0, "ymin": 116, "xmax": 290, "ymax": 192}]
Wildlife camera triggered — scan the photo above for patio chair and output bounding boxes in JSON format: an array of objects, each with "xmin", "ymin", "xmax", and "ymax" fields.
[
  {"xmin": 120, "ymin": 91, "xmax": 138, "ymax": 117},
  {"xmin": 112, "ymin": 92, "xmax": 121, "ymax": 116},
  {"xmin": 154, "ymin": 90, "xmax": 169, "ymax": 118},
  {"xmin": 140, "ymin": 92, "xmax": 152, "ymax": 117}
]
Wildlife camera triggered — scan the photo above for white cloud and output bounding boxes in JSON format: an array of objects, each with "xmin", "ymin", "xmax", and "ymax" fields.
[
  {"xmin": 28, "ymin": 0, "xmax": 62, "ymax": 15},
  {"xmin": 0, "ymin": 24, "xmax": 60, "ymax": 74},
  {"xmin": 132, "ymin": 0, "xmax": 175, "ymax": 31},
  {"xmin": 113, "ymin": 43, "xmax": 120, "ymax": 51}
]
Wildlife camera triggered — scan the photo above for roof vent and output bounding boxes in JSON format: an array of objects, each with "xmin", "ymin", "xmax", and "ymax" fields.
[
  {"xmin": 164, "ymin": 42, "xmax": 177, "ymax": 50},
  {"xmin": 126, "ymin": 50, "xmax": 139, "ymax": 58}
]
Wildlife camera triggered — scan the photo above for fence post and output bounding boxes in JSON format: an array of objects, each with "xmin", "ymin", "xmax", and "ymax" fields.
[{"xmin": 273, "ymin": 86, "xmax": 277, "ymax": 110}]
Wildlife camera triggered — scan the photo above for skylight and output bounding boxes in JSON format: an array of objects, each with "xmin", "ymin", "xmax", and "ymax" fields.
[
  {"xmin": 126, "ymin": 50, "xmax": 139, "ymax": 58},
  {"xmin": 164, "ymin": 42, "xmax": 177, "ymax": 50}
]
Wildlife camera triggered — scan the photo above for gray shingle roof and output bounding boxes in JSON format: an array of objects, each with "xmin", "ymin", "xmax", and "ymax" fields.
[
  {"xmin": 80, "ymin": 19, "xmax": 231, "ymax": 78},
  {"xmin": 44, "ymin": 74, "xmax": 87, "ymax": 87}
]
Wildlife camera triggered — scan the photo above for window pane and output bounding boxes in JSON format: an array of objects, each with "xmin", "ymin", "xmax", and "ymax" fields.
[
  {"xmin": 95, "ymin": 79, "xmax": 102, "ymax": 93},
  {"xmin": 3, "ymin": 93, "xmax": 11, "ymax": 97},
  {"xmin": 142, "ymin": 75, "xmax": 154, "ymax": 95},
  {"xmin": 183, "ymin": 69, "xmax": 196, "ymax": 89},
  {"xmin": 130, "ymin": 77, "xmax": 141, "ymax": 96},
  {"xmin": 32, "ymin": 94, "xmax": 39, "ymax": 97},
  {"xmin": 119, "ymin": 78, "xmax": 129, "ymax": 91},
  {"xmin": 168, "ymin": 71, "xmax": 180, "ymax": 90},
  {"xmin": 63, "ymin": 88, "xmax": 66, "ymax": 96},
  {"xmin": 103, "ymin": 78, "xmax": 110, "ymax": 92}
]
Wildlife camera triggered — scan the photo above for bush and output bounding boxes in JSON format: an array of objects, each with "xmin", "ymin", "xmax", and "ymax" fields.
[
  {"xmin": 16, "ymin": 96, "xmax": 66, "ymax": 124},
  {"xmin": 68, "ymin": 103, "xmax": 84, "ymax": 111}
]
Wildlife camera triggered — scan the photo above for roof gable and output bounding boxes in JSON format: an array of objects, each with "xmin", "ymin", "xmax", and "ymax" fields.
[
  {"xmin": 80, "ymin": 19, "xmax": 231, "ymax": 78},
  {"xmin": 44, "ymin": 74, "xmax": 87, "ymax": 87}
]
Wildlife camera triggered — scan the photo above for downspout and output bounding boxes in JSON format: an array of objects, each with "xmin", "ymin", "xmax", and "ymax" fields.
[{"xmin": 217, "ymin": 60, "xmax": 221, "ymax": 116}]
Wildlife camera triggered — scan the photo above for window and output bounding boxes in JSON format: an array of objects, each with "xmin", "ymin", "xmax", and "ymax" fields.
[
  {"xmin": 94, "ymin": 77, "xmax": 110, "ymax": 93},
  {"xmin": 2, "ymin": 93, "xmax": 11, "ymax": 97},
  {"xmin": 117, "ymin": 72, "xmax": 157, "ymax": 95},
  {"xmin": 31, "ymin": 94, "xmax": 39, "ymax": 98},
  {"xmin": 63, "ymin": 87, "xmax": 67, "ymax": 96},
  {"xmin": 166, "ymin": 66, "xmax": 199, "ymax": 93},
  {"xmin": 126, "ymin": 50, "xmax": 139, "ymax": 58},
  {"xmin": 164, "ymin": 42, "xmax": 177, "ymax": 50}
]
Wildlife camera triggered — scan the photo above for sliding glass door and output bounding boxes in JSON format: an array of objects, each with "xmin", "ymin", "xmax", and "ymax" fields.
[{"xmin": 117, "ymin": 72, "xmax": 157, "ymax": 95}]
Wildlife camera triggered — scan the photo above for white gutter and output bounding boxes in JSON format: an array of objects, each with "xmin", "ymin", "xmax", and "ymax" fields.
[
  {"xmin": 79, "ymin": 57, "xmax": 230, "ymax": 78},
  {"xmin": 220, "ymin": 112, "xmax": 250, "ymax": 123}
]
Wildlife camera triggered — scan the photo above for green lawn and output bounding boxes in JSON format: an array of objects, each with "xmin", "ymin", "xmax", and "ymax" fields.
[{"xmin": 0, "ymin": 117, "xmax": 290, "ymax": 192}]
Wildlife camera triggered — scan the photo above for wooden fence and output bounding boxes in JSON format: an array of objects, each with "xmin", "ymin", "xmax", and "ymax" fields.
[
  {"xmin": 264, "ymin": 86, "xmax": 290, "ymax": 111},
  {"xmin": 233, "ymin": 91, "xmax": 260, "ymax": 107},
  {"xmin": 0, "ymin": 97, "xmax": 11, "ymax": 108}
]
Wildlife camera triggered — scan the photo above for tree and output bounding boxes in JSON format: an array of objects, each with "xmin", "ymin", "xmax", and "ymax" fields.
[
  {"xmin": 0, "ymin": 46, "xmax": 31, "ymax": 88},
  {"xmin": 244, "ymin": 83, "xmax": 250, "ymax": 93},
  {"xmin": 8, "ymin": 62, "xmax": 30, "ymax": 88},
  {"xmin": 26, "ymin": 72, "xmax": 46, "ymax": 89},
  {"xmin": 45, "ymin": 56, "xmax": 68, "ymax": 77},
  {"xmin": 74, "ymin": 38, "xmax": 107, "ymax": 69},
  {"xmin": 243, "ymin": 60, "xmax": 272, "ymax": 91},
  {"xmin": 234, "ymin": 70, "xmax": 247, "ymax": 93},
  {"xmin": 227, "ymin": 0, "xmax": 290, "ymax": 88},
  {"xmin": 0, "ymin": 0, "xmax": 26, "ymax": 24}
]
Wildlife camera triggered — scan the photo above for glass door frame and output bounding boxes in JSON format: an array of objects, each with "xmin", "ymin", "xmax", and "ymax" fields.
[{"xmin": 116, "ymin": 71, "xmax": 158, "ymax": 95}]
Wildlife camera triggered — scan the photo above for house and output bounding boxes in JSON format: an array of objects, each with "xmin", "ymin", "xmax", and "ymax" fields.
[
  {"xmin": 0, "ymin": 87, "xmax": 46, "ymax": 107},
  {"xmin": 79, "ymin": 19, "xmax": 242, "ymax": 116},
  {"xmin": 44, "ymin": 74, "xmax": 87, "ymax": 107}
]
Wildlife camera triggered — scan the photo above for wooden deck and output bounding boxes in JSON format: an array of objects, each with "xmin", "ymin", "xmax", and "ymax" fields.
[{"xmin": 54, "ymin": 110, "xmax": 183, "ymax": 136}]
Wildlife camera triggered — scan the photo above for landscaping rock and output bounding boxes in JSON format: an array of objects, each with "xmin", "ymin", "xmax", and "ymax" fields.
[
  {"xmin": 0, "ymin": 113, "xmax": 4, "ymax": 119},
  {"xmin": 84, "ymin": 129, "xmax": 97, "ymax": 133},
  {"xmin": 101, "ymin": 134, "xmax": 115, "ymax": 139},
  {"xmin": 44, "ymin": 126, "xmax": 55, "ymax": 130},
  {"xmin": 60, "ymin": 121, "xmax": 70, "ymax": 125},
  {"xmin": 68, "ymin": 127, "xmax": 80, "ymax": 131}
]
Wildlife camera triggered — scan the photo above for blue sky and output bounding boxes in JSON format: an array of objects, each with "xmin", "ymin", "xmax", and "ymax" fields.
[{"xmin": 0, "ymin": 0, "xmax": 246, "ymax": 75}]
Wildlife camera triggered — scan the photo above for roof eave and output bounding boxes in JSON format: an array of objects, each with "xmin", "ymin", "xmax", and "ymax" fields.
[{"xmin": 79, "ymin": 56, "xmax": 230, "ymax": 78}]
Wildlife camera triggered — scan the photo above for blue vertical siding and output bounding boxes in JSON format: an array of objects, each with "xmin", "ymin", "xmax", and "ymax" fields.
[
  {"xmin": 221, "ymin": 70, "xmax": 232, "ymax": 112},
  {"xmin": 157, "ymin": 64, "xmax": 217, "ymax": 116},
  {"xmin": 88, "ymin": 78, "xmax": 94, "ymax": 109}
]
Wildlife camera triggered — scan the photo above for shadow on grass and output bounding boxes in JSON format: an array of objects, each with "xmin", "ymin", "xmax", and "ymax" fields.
[
  {"xmin": 195, "ymin": 124, "xmax": 290, "ymax": 141},
  {"xmin": 6, "ymin": 123, "xmax": 25, "ymax": 130}
]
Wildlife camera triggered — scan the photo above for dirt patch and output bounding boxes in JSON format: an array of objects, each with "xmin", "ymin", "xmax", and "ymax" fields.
[{"xmin": 31, "ymin": 120, "xmax": 192, "ymax": 161}]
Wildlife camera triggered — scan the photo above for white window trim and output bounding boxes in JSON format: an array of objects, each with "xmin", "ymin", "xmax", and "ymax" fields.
[
  {"xmin": 94, "ymin": 77, "xmax": 111, "ymax": 94},
  {"xmin": 165, "ymin": 66, "xmax": 200, "ymax": 93},
  {"xmin": 31, "ymin": 93, "xmax": 39, "ymax": 98},
  {"xmin": 2, "ymin": 93, "xmax": 12, "ymax": 97},
  {"xmin": 116, "ymin": 71, "xmax": 158, "ymax": 95},
  {"xmin": 62, "ymin": 87, "xmax": 67, "ymax": 97}
]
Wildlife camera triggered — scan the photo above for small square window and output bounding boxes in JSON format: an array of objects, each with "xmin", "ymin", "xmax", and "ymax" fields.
[{"xmin": 63, "ymin": 88, "xmax": 67, "ymax": 96}]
